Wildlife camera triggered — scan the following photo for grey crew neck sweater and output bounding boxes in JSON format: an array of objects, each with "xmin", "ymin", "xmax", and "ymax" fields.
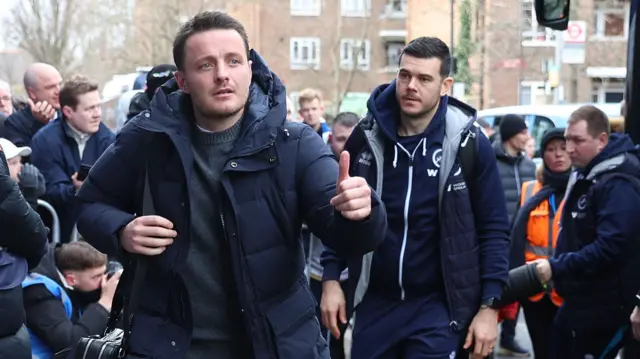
[{"xmin": 181, "ymin": 119, "xmax": 250, "ymax": 359}]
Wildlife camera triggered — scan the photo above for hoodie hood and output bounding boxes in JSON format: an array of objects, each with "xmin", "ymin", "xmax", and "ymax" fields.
[
  {"xmin": 583, "ymin": 133, "xmax": 637, "ymax": 177},
  {"xmin": 131, "ymin": 49, "xmax": 287, "ymax": 144}
]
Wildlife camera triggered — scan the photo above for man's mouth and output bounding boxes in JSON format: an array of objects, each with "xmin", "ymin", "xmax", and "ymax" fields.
[{"xmin": 214, "ymin": 89, "xmax": 233, "ymax": 95}]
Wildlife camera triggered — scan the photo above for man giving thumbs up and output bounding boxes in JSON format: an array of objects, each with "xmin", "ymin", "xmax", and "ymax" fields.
[{"xmin": 330, "ymin": 151, "xmax": 372, "ymax": 220}]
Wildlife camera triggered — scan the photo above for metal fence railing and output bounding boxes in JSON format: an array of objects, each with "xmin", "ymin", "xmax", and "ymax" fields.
[{"xmin": 37, "ymin": 199, "xmax": 60, "ymax": 244}]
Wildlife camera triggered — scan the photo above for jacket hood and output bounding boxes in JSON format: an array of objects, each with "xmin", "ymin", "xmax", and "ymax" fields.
[
  {"xmin": 32, "ymin": 243, "xmax": 64, "ymax": 288},
  {"xmin": 584, "ymin": 133, "xmax": 637, "ymax": 175},
  {"xmin": 366, "ymin": 80, "xmax": 473, "ymax": 142},
  {"xmin": 133, "ymin": 49, "xmax": 287, "ymax": 139}
]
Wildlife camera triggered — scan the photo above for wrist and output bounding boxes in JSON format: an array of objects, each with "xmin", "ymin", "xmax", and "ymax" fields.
[
  {"xmin": 98, "ymin": 297, "xmax": 113, "ymax": 311},
  {"xmin": 322, "ymin": 280, "xmax": 341, "ymax": 291}
]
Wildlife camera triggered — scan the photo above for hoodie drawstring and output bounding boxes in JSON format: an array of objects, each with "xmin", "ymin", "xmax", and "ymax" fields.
[
  {"xmin": 393, "ymin": 145, "xmax": 398, "ymax": 168},
  {"xmin": 394, "ymin": 138, "xmax": 427, "ymax": 169}
]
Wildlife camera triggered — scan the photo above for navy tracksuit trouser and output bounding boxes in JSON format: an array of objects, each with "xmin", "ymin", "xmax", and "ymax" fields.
[{"xmin": 351, "ymin": 292, "xmax": 461, "ymax": 359}]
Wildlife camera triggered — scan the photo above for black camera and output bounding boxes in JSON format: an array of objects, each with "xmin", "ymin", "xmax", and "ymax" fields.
[
  {"xmin": 74, "ymin": 328, "xmax": 124, "ymax": 359},
  {"xmin": 500, "ymin": 262, "xmax": 546, "ymax": 306}
]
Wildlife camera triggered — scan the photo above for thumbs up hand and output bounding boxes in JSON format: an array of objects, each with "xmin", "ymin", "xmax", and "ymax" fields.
[{"xmin": 330, "ymin": 151, "xmax": 372, "ymax": 221}]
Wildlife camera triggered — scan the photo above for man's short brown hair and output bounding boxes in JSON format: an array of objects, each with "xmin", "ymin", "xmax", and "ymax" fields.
[
  {"xmin": 297, "ymin": 88, "xmax": 323, "ymax": 107},
  {"xmin": 59, "ymin": 75, "xmax": 99, "ymax": 110},
  {"xmin": 568, "ymin": 105, "xmax": 611, "ymax": 138},
  {"xmin": 55, "ymin": 241, "xmax": 107, "ymax": 272}
]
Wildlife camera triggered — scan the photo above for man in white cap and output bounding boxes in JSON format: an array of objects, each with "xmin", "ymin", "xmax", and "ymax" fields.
[{"xmin": 0, "ymin": 138, "xmax": 45, "ymax": 208}]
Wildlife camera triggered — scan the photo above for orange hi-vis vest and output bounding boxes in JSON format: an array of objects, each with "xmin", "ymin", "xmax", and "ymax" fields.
[{"xmin": 520, "ymin": 180, "xmax": 564, "ymax": 307}]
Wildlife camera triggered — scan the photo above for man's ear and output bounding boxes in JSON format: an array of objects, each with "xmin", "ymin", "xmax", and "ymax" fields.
[
  {"xmin": 63, "ymin": 272, "xmax": 76, "ymax": 287},
  {"xmin": 441, "ymin": 77, "xmax": 454, "ymax": 96},
  {"xmin": 175, "ymin": 71, "xmax": 189, "ymax": 93},
  {"xmin": 62, "ymin": 105, "xmax": 72, "ymax": 118}
]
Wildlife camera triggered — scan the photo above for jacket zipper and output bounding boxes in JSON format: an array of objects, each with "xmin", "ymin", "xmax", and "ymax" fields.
[{"xmin": 396, "ymin": 138, "xmax": 426, "ymax": 300}]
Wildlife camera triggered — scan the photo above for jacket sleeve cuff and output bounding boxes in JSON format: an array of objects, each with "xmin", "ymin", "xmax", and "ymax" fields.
[
  {"xmin": 482, "ymin": 280, "xmax": 504, "ymax": 301},
  {"xmin": 322, "ymin": 262, "xmax": 343, "ymax": 282},
  {"xmin": 548, "ymin": 257, "xmax": 566, "ymax": 279}
]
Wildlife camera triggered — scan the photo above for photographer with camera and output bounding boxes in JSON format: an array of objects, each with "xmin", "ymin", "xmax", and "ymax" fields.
[
  {"xmin": 22, "ymin": 241, "xmax": 121, "ymax": 359},
  {"xmin": 0, "ymin": 141, "xmax": 48, "ymax": 359},
  {"xmin": 534, "ymin": 106, "xmax": 640, "ymax": 359}
]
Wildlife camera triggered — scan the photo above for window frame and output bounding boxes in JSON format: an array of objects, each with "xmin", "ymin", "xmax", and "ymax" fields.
[
  {"xmin": 341, "ymin": 0, "xmax": 371, "ymax": 17},
  {"xmin": 593, "ymin": 0, "xmax": 629, "ymax": 39},
  {"xmin": 290, "ymin": 0, "xmax": 321, "ymax": 16},
  {"xmin": 290, "ymin": 37, "xmax": 321, "ymax": 70},
  {"xmin": 339, "ymin": 39, "xmax": 371, "ymax": 71}
]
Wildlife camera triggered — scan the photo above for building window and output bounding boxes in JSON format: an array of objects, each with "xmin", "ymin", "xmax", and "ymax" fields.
[
  {"xmin": 385, "ymin": 41, "xmax": 404, "ymax": 69},
  {"xmin": 519, "ymin": 81, "xmax": 546, "ymax": 105},
  {"xmin": 591, "ymin": 79, "xmax": 625, "ymax": 103},
  {"xmin": 290, "ymin": 38, "xmax": 321, "ymax": 70},
  {"xmin": 521, "ymin": 0, "xmax": 556, "ymax": 46},
  {"xmin": 290, "ymin": 0, "xmax": 321, "ymax": 16},
  {"xmin": 341, "ymin": 0, "xmax": 370, "ymax": 17},
  {"xmin": 382, "ymin": 0, "xmax": 406, "ymax": 17},
  {"xmin": 340, "ymin": 39, "xmax": 371, "ymax": 70},
  {"xmin": 593, "ymin": 0, "xmax": 628, "ymax": 38}
]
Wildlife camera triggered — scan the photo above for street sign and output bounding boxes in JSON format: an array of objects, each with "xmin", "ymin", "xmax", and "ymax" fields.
[{"xmin": 562, "ymin": 21, "xmax": 586, "ymax": 64}]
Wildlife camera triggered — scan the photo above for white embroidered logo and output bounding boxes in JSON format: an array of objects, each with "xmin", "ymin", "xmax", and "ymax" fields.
[{"xmin": 358, "ymin": 151, "xmax": 373, "ymax": 166}]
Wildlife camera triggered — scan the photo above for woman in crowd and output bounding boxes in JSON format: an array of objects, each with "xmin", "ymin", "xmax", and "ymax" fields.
[{"xmin": 509, "ymin": 128, "xmax": 571, "ymax": 359}]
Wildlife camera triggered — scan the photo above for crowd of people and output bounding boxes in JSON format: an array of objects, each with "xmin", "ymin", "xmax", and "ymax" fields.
[{"xmin": 1, "ymin": 9, "xmax": 640, "ymax": 359}]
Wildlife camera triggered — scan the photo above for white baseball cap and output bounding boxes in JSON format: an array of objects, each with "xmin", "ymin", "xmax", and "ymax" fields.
[{"xmin": 0, "ymin": 138, "xmax": 31, "ymax": 159}]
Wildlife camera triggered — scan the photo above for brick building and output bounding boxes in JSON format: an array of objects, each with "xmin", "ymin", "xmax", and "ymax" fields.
[
  {"xmin": 131, "ymin": 0, "xmax": 407, "ymax": 116},
  {"xmin": 237, "ymin": 0, "xmax": 407, "ymax": 115},
  {"xmin": 470, "ymin": 0, "xmax": 628, "ymax": 108}
]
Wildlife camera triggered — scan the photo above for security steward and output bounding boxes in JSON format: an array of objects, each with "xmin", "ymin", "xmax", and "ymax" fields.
[{"xmin": 510, "ymin": 128, "xmax": 571, "ymax": 359}]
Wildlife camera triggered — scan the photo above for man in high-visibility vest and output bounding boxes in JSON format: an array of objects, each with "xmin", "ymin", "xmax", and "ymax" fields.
[{"xmin": 534, "ymin": 105, "xmax": 640, "ymax": 359}]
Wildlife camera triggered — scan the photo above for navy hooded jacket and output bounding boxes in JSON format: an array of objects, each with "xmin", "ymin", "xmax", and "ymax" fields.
[
  {"xmin": 550, "ymin": 134, "xmax": 640, "ymax": 330},
  {"xmin": 74, "ymin": 50, "xmax": 386, "ymax": 359},
  {"xmin": 30, "ymin": 118, "xmax": 115, "ymax": 243},
  {"xmin": 322, "ymin": 81, "xmax": 510, "ymax": 332}
]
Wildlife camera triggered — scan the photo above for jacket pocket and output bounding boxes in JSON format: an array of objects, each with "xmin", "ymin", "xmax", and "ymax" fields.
[{"xmin": 264, "ymin": 283, "xmax": 327, "ymax": 359}]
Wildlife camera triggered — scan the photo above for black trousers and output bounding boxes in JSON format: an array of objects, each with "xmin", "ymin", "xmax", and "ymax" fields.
[{"xmin": 521, "ymin": 296, "xmax": 559, "ymax": 359}]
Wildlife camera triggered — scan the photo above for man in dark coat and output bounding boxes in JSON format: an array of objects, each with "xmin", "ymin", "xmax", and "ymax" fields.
[
  {"xmin": 75, "ymin": 11, "xmax": 386, "ymax": 359},
  {"xmin": 493, "ymin": 114, "xmax": 535, "ymax": 357},
  {"xmin": 535, "ymin": 106, "xmax": 640, "ymax": 359}
]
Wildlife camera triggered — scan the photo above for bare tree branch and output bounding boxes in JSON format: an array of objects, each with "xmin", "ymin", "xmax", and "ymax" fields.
[{"xmin": 3, "ymin": 0, "xmax": 131, "ymax": 77}]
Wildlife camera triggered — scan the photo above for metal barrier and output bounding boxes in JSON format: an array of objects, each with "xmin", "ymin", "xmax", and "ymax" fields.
[
  {"xmin": 71, "ymin": 225, "xmax": 79, "ymax": 242},
  {"xmin": 37, "ymin": 199, "xmax": 60, "ymax": 244}
]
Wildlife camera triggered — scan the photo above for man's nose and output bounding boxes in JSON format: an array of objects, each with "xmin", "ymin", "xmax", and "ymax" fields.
[{"xmin": 214, "ymin": 64, "xmax": 229, "ymax": 82}]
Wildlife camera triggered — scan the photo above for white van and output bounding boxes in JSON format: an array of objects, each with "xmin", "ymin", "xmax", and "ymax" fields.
[{"xmin": 477, "ymin": 103, "xmax": 622, "ymax": 155}]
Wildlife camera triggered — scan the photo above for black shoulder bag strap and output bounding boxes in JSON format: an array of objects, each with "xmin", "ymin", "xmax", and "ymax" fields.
[{"xmin": 103, "ymin": 166, "xmax": 153, "ymax": 353}]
